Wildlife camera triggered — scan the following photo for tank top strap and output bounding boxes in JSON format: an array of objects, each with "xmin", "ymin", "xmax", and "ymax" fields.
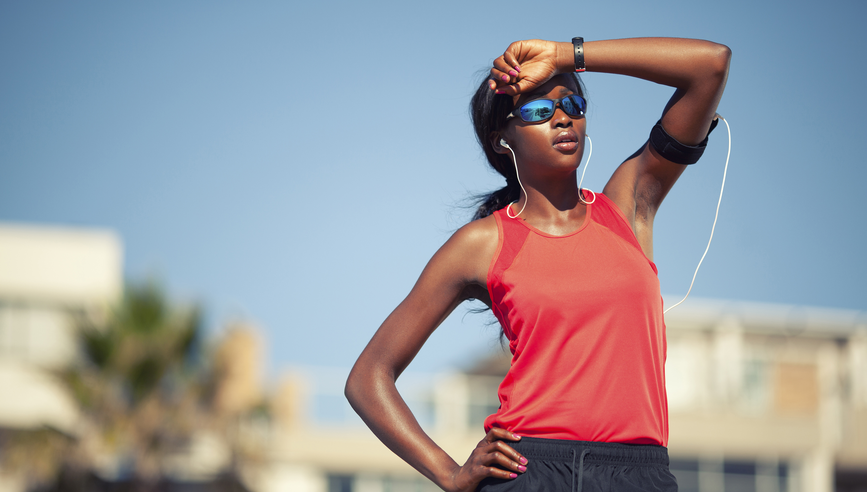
[{"xmin": 487, "ymin": 208, "xmax": 532, "ymax": 341}]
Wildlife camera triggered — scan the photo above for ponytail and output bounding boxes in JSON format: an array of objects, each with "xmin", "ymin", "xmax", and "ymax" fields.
[{"xmin": 472, "ymin": 182, "xmax": 520, "ymax": 221}]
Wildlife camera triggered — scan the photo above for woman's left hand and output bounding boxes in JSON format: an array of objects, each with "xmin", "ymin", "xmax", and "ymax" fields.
[{"xmin": 488, "ymin": 39, "xmax": 572, "ymax": 96}]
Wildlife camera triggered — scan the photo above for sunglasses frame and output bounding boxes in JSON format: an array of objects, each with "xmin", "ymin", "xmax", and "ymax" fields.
[{"xmin": 506, "ymin": 94, "xmax": 587, "ymax": 123}]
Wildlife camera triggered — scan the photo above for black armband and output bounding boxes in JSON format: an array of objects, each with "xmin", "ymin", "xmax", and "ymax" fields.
[{"xmin": 648, "ymin": 118, "xmax": 719, "ymax": 165}]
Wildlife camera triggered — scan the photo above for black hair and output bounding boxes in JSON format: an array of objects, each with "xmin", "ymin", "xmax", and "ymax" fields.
[{"xmin": 469, "ymin": 72, "xmax": 586, "ymax": 221}]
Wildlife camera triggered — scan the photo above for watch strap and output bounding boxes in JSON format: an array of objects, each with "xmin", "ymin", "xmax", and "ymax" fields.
[{"xmin": 572, "ymin": 37, "xmax": 586, "ymax": 72}]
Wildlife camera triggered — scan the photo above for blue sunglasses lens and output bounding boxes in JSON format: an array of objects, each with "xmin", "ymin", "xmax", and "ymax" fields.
[
  {"xmin": 517, "ymin": 95, "xmax": 586, "ymax": 122},
  {"xmin": 519, "ymin": 100, "xmax": 555, "ymax": 121},
  {"xmin": 561, "ymin": 96, "xmax": 585, "ymax": 115}
]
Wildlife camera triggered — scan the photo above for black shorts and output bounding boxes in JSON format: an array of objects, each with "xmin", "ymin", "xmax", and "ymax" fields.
[{"xmin": 477, "ymin": 437, "xmax": 678, "ymax": 492}]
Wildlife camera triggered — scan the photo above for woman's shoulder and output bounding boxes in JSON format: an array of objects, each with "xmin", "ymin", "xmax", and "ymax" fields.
[
  {"xmin": 432, "ymin": 214, "xmax": 500, "ymax": 288},
  {"xmin": 451, "ymin": 213, "xmax": 499, "ymax": 249}
]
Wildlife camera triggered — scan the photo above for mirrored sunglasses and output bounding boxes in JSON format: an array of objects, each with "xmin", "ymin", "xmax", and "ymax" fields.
[{"xmin": 506, "ymin": 95, "xmax": 587, "ymax": 123}]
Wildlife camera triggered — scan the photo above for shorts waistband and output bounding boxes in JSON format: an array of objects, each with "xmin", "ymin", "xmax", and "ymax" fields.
[{"xmin": 511, "ymin": 437, "xmax": 669, "ymax": 467}]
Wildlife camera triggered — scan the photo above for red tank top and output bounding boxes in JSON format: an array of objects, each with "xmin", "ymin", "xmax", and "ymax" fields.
[{"xmin": 484, "ymin": 193, "xmax": 668, "ymax": 446}]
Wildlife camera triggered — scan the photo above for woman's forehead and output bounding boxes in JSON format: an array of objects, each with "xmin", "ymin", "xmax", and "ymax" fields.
[{"xmin": 514, "ymin": 75, "xmax": 578, "ymax": 105}]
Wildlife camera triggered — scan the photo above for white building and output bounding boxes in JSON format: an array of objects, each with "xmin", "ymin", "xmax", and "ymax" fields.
[{"xmin": 0, "ymin": 222, "xmax": 122, "ymax": 491}]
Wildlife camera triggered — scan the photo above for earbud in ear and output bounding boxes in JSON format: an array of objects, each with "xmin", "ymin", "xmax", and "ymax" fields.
[{"xmin": 500, "ymin": 139, "xmax": 510, "ymax": 149}]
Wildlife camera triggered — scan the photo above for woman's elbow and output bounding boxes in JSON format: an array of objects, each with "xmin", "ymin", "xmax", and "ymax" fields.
[
  {"xmin": 345, "ymin": 361, "xmax": 386, "ymax": 409},
  {"xmin": 709, "ymin": 43, "xmax": 732, "ymax": 79},
  {"xmin": 345, "ymin": 365, "xmax": 364, "ymax": 407}
]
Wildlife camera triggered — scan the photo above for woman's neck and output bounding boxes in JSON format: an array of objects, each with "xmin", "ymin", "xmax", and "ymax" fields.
[{"xmin": 512, "ymin": 176, "xmax": 588, "ymax": 232}]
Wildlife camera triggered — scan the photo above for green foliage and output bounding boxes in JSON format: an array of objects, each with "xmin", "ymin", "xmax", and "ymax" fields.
[
  {"xmin": 75, "ymin": 281, "xmax": 201, "ymax": 407},
  {"xmin": 65, "ymin": 279, "xmax": 210, "ymax": 482},
  {"xmin": 4, "ymin": 280, "xmax": 258, "ymax": 490},
  {"xmin": 118, "ymin": 282, "xmax": 167, "ymax": 334}
]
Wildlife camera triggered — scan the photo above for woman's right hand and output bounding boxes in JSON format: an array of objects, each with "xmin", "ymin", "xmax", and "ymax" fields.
[
  {"xmin": 446, "ymin": 428, "xmax": 528, "ymax": 492},
  {"xmin": 488, "ymin": 39, "xmax": 573, "ymax": 96}
]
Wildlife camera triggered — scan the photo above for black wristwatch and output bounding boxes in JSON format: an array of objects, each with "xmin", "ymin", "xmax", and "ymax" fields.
[{"xmin": 572, "ymin": 37, "xmax": 586, "ymax": 72}]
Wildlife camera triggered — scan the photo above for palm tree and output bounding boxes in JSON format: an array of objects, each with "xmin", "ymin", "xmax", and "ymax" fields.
[{"xmin": 62, "ymin": 280, "xmax": 203, "ymax": 491}]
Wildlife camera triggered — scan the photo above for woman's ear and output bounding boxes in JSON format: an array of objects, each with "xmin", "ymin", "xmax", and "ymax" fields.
[{"xmin": 491, "ymin": 133, "xmax": 511, "ymax": 155}]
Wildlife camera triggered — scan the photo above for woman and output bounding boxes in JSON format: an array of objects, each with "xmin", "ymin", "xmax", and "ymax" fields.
[{"xmin": 346, "ymin": 37, "xmax": 730, "ymax": 492}]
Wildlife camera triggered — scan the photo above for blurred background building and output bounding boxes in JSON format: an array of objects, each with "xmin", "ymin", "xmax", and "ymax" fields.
[
  {"xmin": 264, "ymin": 300, "xmax": 867, "ymax": 492},
  {"xmin": 1, "ymin": 222, "xmax": 865, "ymax": 492},
  {"xmin": 0, "ymin": 223, "xmax": 121, "ymax": 491}
]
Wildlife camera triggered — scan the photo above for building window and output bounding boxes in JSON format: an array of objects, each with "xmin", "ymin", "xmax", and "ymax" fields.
[
  {"xmin": 328, "ymin": 474, "xmax": 353, "ymax": 492},
  {"xmin": 0, "ymin": 302, "xmax": 75, "ymax": 367},
  {"xmin": 337, "ymin": 473, "xmax": 441, "ymax": 492},
  {"xmin": 670, "ymin": 458, "xmax": 790, "ymax": 492},
  {"xmin": 740, "ymin": 357, "xmax": 771, "ymax": 414}
]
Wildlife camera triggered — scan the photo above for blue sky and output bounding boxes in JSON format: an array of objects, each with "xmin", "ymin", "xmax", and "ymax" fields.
[{"xmin": 2, "ymin": 0, "xmax": 865, "ymax": 375}]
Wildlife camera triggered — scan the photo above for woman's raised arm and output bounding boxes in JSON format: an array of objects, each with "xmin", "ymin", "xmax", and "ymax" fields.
[
  {"xmin": 345, "ymin": 217, "xmax": 527, "ymax": 492},
  {"xmin": 489, "ymin": 38, "xmax": 731, "ymax": 258}
]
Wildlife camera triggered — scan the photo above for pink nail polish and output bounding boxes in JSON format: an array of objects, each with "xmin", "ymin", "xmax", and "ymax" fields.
[
  {"xmin": 501, "ymin": 74, "xmax": 509, "ymax": 81},
  {"xmin": 495, "ymin": 90, "xmax": 505, "ymax": 94},
  {"xmin": 518, "ymin": 465, "xmax": 527, "ymax": 472},
  {"xmin": 509, "ymin": 473, "xmax": 518, "ymax": 479},
  {"xmin": 520, "ymin": 457, "xmax": 528, "ymax": 465},
  {"xmin": 514, "ymin": 65, "xmax": 521, "ymax": 72},
  {"xmin": 509, "ymin": 70, "xmax": 518, "ymax": 77}
]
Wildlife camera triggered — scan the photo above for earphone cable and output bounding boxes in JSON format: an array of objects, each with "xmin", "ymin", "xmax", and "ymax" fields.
[
  {"xmin": 506, "ymin": 145, "xmax": 529, "ymax": 218},
  {"xmin": 577, "ymin": 135, "xmax": 595, "ymax": 204},
  {"xmin": 664, "ymin": 116, "xmax": 731, "ymax": 314}
]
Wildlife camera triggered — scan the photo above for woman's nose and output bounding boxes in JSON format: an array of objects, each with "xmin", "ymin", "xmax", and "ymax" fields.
[{"xmin": 551, "ymin": 105, "xmax": 573, "ymax": 127}]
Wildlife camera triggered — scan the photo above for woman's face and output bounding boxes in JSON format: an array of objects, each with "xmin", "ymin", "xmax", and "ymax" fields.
[{"xmin": 499, "ymin": 75, "xmax": 586, "ymax": 178}]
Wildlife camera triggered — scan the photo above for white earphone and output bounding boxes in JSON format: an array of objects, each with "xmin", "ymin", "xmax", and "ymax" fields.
[
  {"xmin": 577, "ymin": 135, "xmax": 595, "ymax": 204},
  {"xmin": 500, "ymin": 139, "xmax": 526, "ymax": 218}
]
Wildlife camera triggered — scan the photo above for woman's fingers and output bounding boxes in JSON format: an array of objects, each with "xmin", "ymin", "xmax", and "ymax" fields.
[
  {"xmin": 484, "ymin": 428, "xmax": 525, "ymax": 464},
  {"xmin": 490, "ymin": 67, "xmax": 511, "ymax": 85},
  {"xmin": 487, "ymin": 440, "xmax": 527, "ymax": 469},
  {"xmin": 485, "ymin": 447, "xmax": 526, "ymax": 473},
  {"xmin": 488, "ymin": 53, "xmax": 525, "ymax": 93},
  {"xmin": 480, "ymin": 429, "xmax": 527, "ymax": 471},
  {"xmin": 485, "ymin": 426, "xmax": 521, "ymax": 443},
  {"xmin": 488, "ymin": 74, "xmax": 522, "ymax": 96},
  {"xmin": 472, "ymin": 451, "xmax": 520, "ymax": 481},
  {"xmin": 481, "ymin": 464, "xmax": 519, "ymax": 480},
  {"xmin": 502, "ymin": 51, "xmax": 521, "ymax": 73},
  {"xmin": 493, "ymin": 56, "xmax": 520, "ymax": 79},
  {"xmin": 491, "ymin": 60, "xmax": 518, "ymax": 86}
]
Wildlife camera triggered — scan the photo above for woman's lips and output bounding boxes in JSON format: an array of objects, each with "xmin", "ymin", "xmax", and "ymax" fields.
[{"xmin": 553, "ymin": 131, "xmax": 579, "ymax": 151}]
